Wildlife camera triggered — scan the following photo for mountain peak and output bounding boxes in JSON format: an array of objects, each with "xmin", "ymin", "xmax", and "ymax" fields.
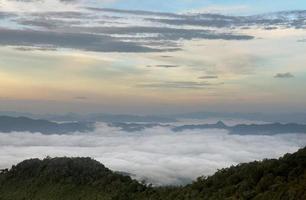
[{"xmin": 216, "ymin": 120, "xmax": 226, "ymax": 126}]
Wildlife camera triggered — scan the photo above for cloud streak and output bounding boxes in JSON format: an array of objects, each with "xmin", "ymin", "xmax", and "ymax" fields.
[
  {"xmin": 0, "ymin": 29, "xmax": 162, "ymax": 52},
  {"xmin": 146, "ymin": 65, "xmax": 179, "ymax": 68},
  {"xmin": 136, "ymin": 81, "xmax": 223, "ymax": 89},
  {"xmin": 199, "ymin": 75, "xmax": 218, "ymax": 79},
  {"xmin": 274, "ymin": 72, "xmax": 295, "ymax": 79}
]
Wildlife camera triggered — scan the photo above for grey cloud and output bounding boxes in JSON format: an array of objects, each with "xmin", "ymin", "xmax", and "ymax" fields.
[
  {"xmin": 3, "ymin": 7, "xmax": 306, "ymax": 53},
  {"xmin": 274, "ymin": 72, "xmax": 295, "ymax": 79},
  {"xmin": 146, "ymin": 10, "xmax": 306, "ymax": 29},
  {"xmin": 137, "ymin": 81, "xmax": 223, "ymax": 89},
  {"xmin": 85, "ymin": 7, "xmax": 182, "ymax": 18},
  {"xmin": 15, "ymin": 19, "xmax": 59, "ymax": 29},
  {"xmin": 63, "ymin": 26, "xmax": 254, "ymax": 41},
  {"xmin": 3, "ymin": 8, "xmax": 254, "ymax": 53},
  {"xmin": 14, "ymin": 47, "xmax": 36, "ymax": 51},
  {"xmin": 89, "ymin": 7, "xmax": 295, "ymax": 30},
  {"xmin": 264, "ymin": 26, "xmax": 278, "ymax": 30},
  {"xmin": 70, "ymin": 26, "xmax": 254, "ymax": 45},
  {"xmin": 199, "ymin": 75, "xmax": 219, "ymax": 79},
  {"xmin": 0, "ymin": 7, "xmax": 257, "ymax": 53},
  {"xmin": 15, "ymin": 18, "xmax": 82, "ymax": 29},
  {"xmin": 147, "ymin": 17, "xmax": 237, "ymax": 28},
  {"xmin": 146, "ymin": 65, "xmax": 179, "ymax": 68},
  {"xmin": 0, "ymin": 12, "xmax": 17, "ymax": 19},
  {"xmin": 0, "ymin": 25, "xmax": 253, "ymax": 53},
  {"xmin": 30, "ymin": 11, "xmax": 92, "ymax": 19},
  {"xmin": 0, "ymin": 29, "xmax": 164, "ymax": 52},
  {"xmin": 14, "ymin": 46, "xmax": 56, "ymax": 51}
]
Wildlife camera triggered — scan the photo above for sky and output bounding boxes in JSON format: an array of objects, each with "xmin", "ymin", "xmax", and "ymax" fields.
[{"xmin": 0, "ymin": 0, "xmax": 306, "ymax": 114}]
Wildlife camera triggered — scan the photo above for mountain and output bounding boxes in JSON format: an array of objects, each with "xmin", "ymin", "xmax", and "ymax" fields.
[
  {"xmin": 0, "ymin": 116, "xmax": 94, "ymax": 134},
  {"xmin": 171, "ymin": 112, "xmax": 306, "ymax": 124},
  {"xmin": 172, "ymin": 121, "xmax": 227, "ymax": 132},
  {"xmin": 0, "ymin": 157, "xmax": 148, "ymax": 200},
  {"xmin": 2, "ymin": 110, "xmax": 306, "ymax": 124},
  {"xmin": 111, "ymin": 121, "xmax": 306, "ymax": 135},
  {"xmin": 0, "ymin": 111, "xmax": 177, "ymax": 123},
  {"xmin": 1, "ymin": 147, "xmax": 306, "ymax": 199},
  {"xmin": 3, "ymin": 114, "xmax": 303, "ymax": 135},
  {"xmin": 108, "ymin": 122, "xmax": 170, "ymax": 132},
  {"xmin": 229, "ymin": 123, "xmax": 306, "ymax": 135},
  {"xmin": 173, "ymin": 121, "xmax": 306, "ymax": 135},
  {"xmin": 161, "ymin": 146, "xmax": 306, "ymax": 200}
]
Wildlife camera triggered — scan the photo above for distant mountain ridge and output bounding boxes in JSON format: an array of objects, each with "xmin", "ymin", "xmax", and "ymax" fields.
[
  {"xmin": 0, "ymin": 147, "xmax": 306, "ymax": 199},
  {"xmin": 0, "ymin": 116, "xmax": 94, "ymax": 134},
  {"xmin": 173, "ymin": 121, "xmax": 306, "ymax": 135},
  {"xmin": 0, "ymin": 111, "xmax": 176, "ymax": 123},
  {"xmin": 110, "ymin": 121, "xmax": 306, "ymax": 135},
  {"xmin": 0, "ymin": 115, "xmax": 305, "ymax": 135},
  {"xmin": 2, "ymin": 111, "xmax": 306, "ymax": 123}
]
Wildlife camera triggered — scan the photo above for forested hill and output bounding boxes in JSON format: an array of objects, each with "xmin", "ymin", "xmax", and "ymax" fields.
[
  {"xmin": 0, "ymin": 157, "xmax": 148, "ymax": 200},
  {"xmin": 1, "ymin": 147, "xmax": 306, "ymax": 200}
]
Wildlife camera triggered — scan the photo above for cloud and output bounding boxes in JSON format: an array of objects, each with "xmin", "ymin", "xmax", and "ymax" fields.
[
  {"xmin": 14, "ymin": 46, "xmax": 56, "ymax": 51},
  {"xmin": 0, "ymin": 25, "xmax": 253, "ymax": 52},
  {"xmin": 0, "ymin": 123, "xmax": 305, "ymax": 186},
  {"xmin": 71, "ymin": 26, "xmax": 254, "ymax": 40},
  {"xmin": 185, "ymin": 5, "xmax": 251, "ymax": 15},
  {"xmin": 274, "ymin": 72, "xmax": 295, "ymax": 79},
  {"xmin": 85, "ymin": 7, "xmax": 182, "ymax": 18},
  {"xmin": 0, "ymin": 29, "xmax": 162, "ymax": 52},
  {"xmin": 199, "ymin": 75, "xmax": 218, "ymax": 79},
  {"xmin": 0, "ymin": 2, "xmax": 257, "ymax": 53},
  {"xmin": 146, "ymin": 65, "xmax": 179, "ymax": 68},
  {"xmin": 136, "ymin": 81, "xmax": 218, "ymax": 89},
  {"xmin": 0, "ymin": 11, "xmax": 17, "ymax": 18},
  {"xmin": 146, "ymin": 10, "xmax": 306, "ymax": 29},
  {"xmin": 0, "ymin": 23, "xmax": 253, "ymax": 52}
]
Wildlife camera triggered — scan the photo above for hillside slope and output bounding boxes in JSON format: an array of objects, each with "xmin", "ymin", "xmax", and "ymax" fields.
[
  {"xmin": 160, "ymin": 147, "xmax": 306, "ymax": 200},
  {"xmin": 0, "ymin": 147, "xmax": 306, "ymax": 200}
]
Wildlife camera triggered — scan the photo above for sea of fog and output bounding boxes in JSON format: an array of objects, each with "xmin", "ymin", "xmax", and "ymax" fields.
[{"xmin": 1, "ymin": 120, "xmax": 306, "ymax": 186}]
